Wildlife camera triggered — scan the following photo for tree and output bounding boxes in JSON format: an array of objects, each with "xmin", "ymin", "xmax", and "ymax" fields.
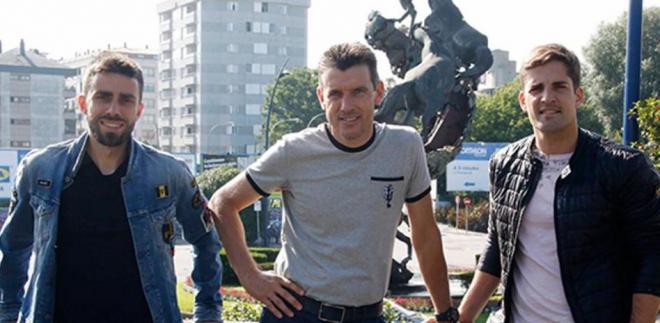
[
  {"xmin": 467, "ymin": 79, "xmax": 604, "ymax": 143},
  {"xmin": 263, "ymin": 68, "xmax": 322, "ymax": 147},
  {"xmin": 196, "ymin": 166, "xmax": 260, "ymax": 243},
  {"xmin": 584, "ymin": 7, "xmax": 660, "ymax": 136},
  {"xmin": 632, "ymin": 97, "xmax": 659, "ymax": 168}
]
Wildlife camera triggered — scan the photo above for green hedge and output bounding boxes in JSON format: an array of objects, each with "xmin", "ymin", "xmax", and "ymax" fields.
[{"xmin": 220, "ymin": 247, "xmax": 280, "ymax": 285}]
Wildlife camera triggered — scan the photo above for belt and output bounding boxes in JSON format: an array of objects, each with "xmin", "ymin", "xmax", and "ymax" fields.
[{"xmin": 297, "ymin": 295, "xmax": 383, "ymax": 323}]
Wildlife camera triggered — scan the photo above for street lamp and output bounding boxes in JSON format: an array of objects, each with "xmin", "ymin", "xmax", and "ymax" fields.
[
  {"xmin": 307, "ymin": 112, "xmax": 326, "ymax": 128},
  {"xmin": 271, "ymin": 117, "xmax": 302, "ymax": 133},
  {"xmin": 264, "ymin": 58, "xmax": 290, "ymax": 151}
]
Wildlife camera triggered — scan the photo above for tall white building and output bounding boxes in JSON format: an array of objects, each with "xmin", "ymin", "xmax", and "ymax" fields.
[
  {"xmin": 62, "ymin": 46, "xmax": 160, "ymax": 147},
  {"xmin": 0, "ymin": 40, "xmax": 77, "ymax": 148},
  {"xmin": 157, "ymin": 0, "xmax": 309, "ymax": 156},
  {"xmin": 478, "ymin": 49, "xmax": 517, "ymax": 95}
]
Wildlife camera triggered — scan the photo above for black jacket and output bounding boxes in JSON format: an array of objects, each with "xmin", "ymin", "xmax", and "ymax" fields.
[{"xmin": 478, "ymin": 129, "xmax": 660, "ymax": 323}]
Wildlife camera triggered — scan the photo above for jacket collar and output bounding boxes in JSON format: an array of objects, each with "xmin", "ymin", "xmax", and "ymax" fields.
[
  {"xmin": 65, "ymin": 132, "xmax": 141, "ymax": 180},
  {"xmin": 523, "ymin": 128, "xmax": 590, "ymax": 164}
]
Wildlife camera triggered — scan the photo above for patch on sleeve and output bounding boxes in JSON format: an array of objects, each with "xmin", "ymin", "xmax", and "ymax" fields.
[
  {"xmin": 192, "ymin": 190, "xmax": 204, "ymax": 209},
  {"xmin": 201, "ymin": 207, "xmax": 214, "ymax": 232},
  {"xmin": 156, "ymin": 184, "xmax": 169, "ymax": 199},
  {"xmin": 37, "ymin": 179, "xmax": 52, "ymax": 187}
]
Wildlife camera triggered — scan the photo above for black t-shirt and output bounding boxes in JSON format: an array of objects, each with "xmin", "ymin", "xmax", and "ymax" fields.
[{"xmin": 54, "ymin": 153, "xmax": 152, "ymax": 323}]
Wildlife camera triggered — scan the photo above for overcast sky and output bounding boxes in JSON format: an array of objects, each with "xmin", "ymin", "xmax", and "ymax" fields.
[{"xmin": 1, "ymin": 0, "xmax": 658, "ymax": 78}]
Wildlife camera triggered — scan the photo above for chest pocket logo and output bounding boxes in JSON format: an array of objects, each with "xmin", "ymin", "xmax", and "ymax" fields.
[{"xmin": 371, "ymin": 176, "xmax": 404, "ymax": 209}]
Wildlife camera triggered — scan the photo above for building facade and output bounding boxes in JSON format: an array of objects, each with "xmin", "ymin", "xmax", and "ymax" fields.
[
  {"xmin": 477, "ymin": 49, "xmax": 517, "ymax": 95},
  {"xmin": 157, "ymin": 0, "xmax": 309, "ymax": 156},
  {"xmin": 62, "ymin": 47, "xmax": 160, "ymax": 147},
  {"xmin": 0, "ymin": 40, "xmax": 77, "ymax": 149}
]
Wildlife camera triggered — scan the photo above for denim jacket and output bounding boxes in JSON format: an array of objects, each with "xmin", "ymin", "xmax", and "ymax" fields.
[{"xmin": 0, "ymin": 133, "xmax": 223, "ymax": 322}]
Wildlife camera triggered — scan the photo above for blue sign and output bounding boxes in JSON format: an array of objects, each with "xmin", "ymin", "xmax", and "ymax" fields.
[
  {"xmin": 446, "ymin": 142, "xmax": 509, "ymax": 192},
  {"xmin": 0, "ymin": 167, "xmax": 9, "ymax": 183}
]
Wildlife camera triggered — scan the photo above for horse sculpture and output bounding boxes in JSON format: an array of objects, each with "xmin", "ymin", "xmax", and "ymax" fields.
[{"xmin": 366, "ymin": 0, "xmax": 493, "ymax": 287}]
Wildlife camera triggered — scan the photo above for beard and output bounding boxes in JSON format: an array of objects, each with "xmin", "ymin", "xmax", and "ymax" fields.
[{"xmin": 88, "ymin": 115, "xmax": 135, "ymax": 147}]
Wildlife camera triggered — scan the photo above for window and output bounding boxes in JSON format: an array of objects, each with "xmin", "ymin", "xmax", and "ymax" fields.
[
  {"xmin": 160, "ymin": 69, "xmax": 175, "ymax": 80},
  {"xmin": 144, "ymin": 83, "xmax": 155, "ymax": 93},
  {"xmin": 281, "ymin": 5, "xmax": 287, "ymax": 15},
  {"xmin": 160, "ymin": 108, "xmax": 173, "ymax": 117},
  {"xmin": 261, "ymin": 22, "xmax": 270, "ymax": 33},
  {"xmin": 227, "ymin": 43, "xmax": 238, "ymax": 53},
  {"xmin": 185, "ymin": 3, "xmax": 196, "ymax": 14},
  {"xmin": 10, "ymin": 96, "xmax": 30, "ymax": 103},
  {"xmin": 254, "ymin": 43, "xmax": 267, "ymax": 54},
  {"xmin": 10, "ymin": 119, "xmax": 30, "ymax": 125},
  {"xmin": 253, "ymin": 125, "xmax": 262, "ymax": 136},
  {"xmin": 141, "ymin": 114, "xmax": 155, "ymax": 123},
  {"xmin": 262, "ymin": 64, "xmax": 276, "ymax": 75},
  {"xmin": 160, "ymin": 89, "xmax": 174, "ymax": 99},
  {"xmin": 248, "ymin": 63, "xmax": 259, "ymax": 74},
  {"xmin": 161, "ymin": 31, "xmax": 172, "ymax": 42},
  {"xmin": 254, "ymin": 2, "xmax": 268, "ymax": 12},
  {"xmin": 10, "ymin": 74, "xmax": 30, "ymax": 81},
  {"xmin": 185, "ymin": 23, "xmax": 196, "ymax": 34},
  {"xmin": 182, "ymin": 85, "xmax": 196, "ymax": 96},
  {"xmin": 278, "ymin": 46, "xmax": 287, "ymax": 55},
  {"xmin": 226, "ymin": 85, "xmax": 238, "ymax": 94},
  {"xmin": 161, "ymin": 50, "xmax": 172, "ymax": 60},
  {"xmin": 280, "ymin": 25, "xmax": 287, "ymax": 35},
  {"xmin": 227, "ymin": 22, "xmax": 234, "ymax": 32},
  {"xmin": 184, "ymin": 64, "xmax": 196, "ymax": 76},
  {"xmin": 246, "ymin": 22, "xmax": 252, "ymax": 32},
  {"xmin": 144, "ymin": 68, "xmax": 156, "ymax": 77},
  {"xmin": 182, "ymin": 105, "xmax": 195, "ymax": 115},
  {"xmin": 228, "ymin": 1, "xmax": 238, "ymax": 11},
  {"xmin": 246, "ymin": 104, "xmax": 261, "ymax": 115},
  {"xmin": 160, "ymin": 127, "xmax": 173, "ymax": 135},
  {"xmin": 160, "ymin": 11, "xmax": 172, "ymax": 22},
  {"xmin": 10, "ymin": 141, "xmax": 31, "ymax": 148},
  {"xmin": 184, "ymin": 125, "xmax": 196, "ymax": 135},
  {"xmin": 64, "ymin": 119, "xmax": 76, "ymax": 135},
  {"xmin": 246, "ymin": 84, "xmax": 261, "ymax": 94},
  {"xmin": 226, "ymin": 64, "xmax": 239, "ymax": 74},
  {"xmin": 143, "ymin": 99, "xmax": 155, "ymax": 108},
  {"xmin": 185, "ymin": 44, "xmax": 196, "ymax": 55}
]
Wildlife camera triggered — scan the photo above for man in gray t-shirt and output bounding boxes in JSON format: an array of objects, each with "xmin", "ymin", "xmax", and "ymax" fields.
[{"xmin": 209, "ymin": 42, "xmax": 454, "ymax": 323}]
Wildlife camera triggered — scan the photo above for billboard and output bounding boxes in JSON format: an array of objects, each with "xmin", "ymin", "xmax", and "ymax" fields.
[
  {"xmin": 0, "ymin": 149, "xmax": 32, "ymax": 200},
  {"xmin": 446, "ymin": 142, "xmax": 508, "ymax": 192}
]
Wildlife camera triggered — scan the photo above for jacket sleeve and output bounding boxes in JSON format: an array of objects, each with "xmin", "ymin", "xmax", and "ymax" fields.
[
  {"xmin": 0, "ymin": 157, "xmax": 34, "ymax": 321},
  {"xmin": 173, "ymin": 160, "xmax": 223, "ymax": 322},
  {"xmin": 620, "ymin": 152, "xmax": 660, "ymax": 296},
  {"xmin": 477, "ymin": 157, "xmax": 502, "ymax": 277}
]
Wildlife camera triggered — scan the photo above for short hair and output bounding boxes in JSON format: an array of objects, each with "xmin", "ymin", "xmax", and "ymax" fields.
[
  {"xmin": 520, "ymin": 43, "xmax": 581, "ymax": 89},
  {"xmin": 318, "ymin": 42, "xmax": 380, "ymax": 88},
  {"xmin": 83, "ymin": 51, "xmax": 144, "ymax": 101}
]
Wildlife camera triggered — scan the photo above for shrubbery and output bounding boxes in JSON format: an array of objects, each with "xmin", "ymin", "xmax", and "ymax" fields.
[{"xmin": 220, "ymin": 247, "xmax": 279, "ymax": 285}]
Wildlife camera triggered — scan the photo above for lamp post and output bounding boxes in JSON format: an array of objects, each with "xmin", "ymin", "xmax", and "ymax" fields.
[
  {"xmin": 258, "ymin": 58, "xmax": 289, "ymax": 246},
  {"xmin": 271, "ymin": 118, "xmax": 302, "ymax": 133},
  {"xmin": 264, "ymin": 58, "xmax": 290, "ymax": 151},
  {"xmin": 306, "ymin": 112, "xmax": 326, "ymax": 128}
]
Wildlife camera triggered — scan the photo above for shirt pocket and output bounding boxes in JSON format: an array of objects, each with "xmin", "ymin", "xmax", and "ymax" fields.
[
  {"xmin": 369, "ymin": 176, "xmax": 405, "ymax": 210},
  {"xmin": 29, "ymin": 195, "xmax": 57, "ymax": 246}
]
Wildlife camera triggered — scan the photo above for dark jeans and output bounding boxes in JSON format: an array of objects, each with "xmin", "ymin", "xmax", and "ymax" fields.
[{"xmin": 259, "ymin": 307, "xmax": 386, "ymax": 323}]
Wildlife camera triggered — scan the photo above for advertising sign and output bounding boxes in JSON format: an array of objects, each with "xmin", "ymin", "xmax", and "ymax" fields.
[
  {"xmin": 0, "ymin": 149, "xmax": 32, "ymax": 199},
  {"xmin": 446, "ymin": 143, "xmax": 508, "ymax": 192}
]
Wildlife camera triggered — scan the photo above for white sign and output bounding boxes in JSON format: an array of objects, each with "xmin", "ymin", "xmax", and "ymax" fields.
[
  {"xmin": 446, "ymin": 143, "xmax": 508, "ymax": 192},
  {"xmin": 253, "ymin": 201, "xmax": 262, "ymax": 212}
]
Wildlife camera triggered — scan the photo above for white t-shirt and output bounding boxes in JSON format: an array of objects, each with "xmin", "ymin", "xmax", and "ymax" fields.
[{"xmin": 511, "ymin": 150, "xmax": 575, "ymax": 323}]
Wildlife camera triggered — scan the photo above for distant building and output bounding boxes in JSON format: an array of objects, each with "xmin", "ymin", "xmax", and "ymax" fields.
[
  {"xmin": 62, "ymin": 46, "xmax": 160, "ymax": 147},
  {"xmin": 477, "ymin": 49, "xmax": 517, "ymax": 95},
  {"xmin": 157, "ymin": 0, "xmax": 310, "ymax": 156},
  {"xmin": 0, "ymin": 40, "xmax": 76, "ymax": 148}
]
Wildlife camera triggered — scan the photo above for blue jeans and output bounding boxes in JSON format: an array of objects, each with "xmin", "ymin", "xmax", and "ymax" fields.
[{"xmin": 259, "ymin": 307, "xmax": 386, "ymax": 323}]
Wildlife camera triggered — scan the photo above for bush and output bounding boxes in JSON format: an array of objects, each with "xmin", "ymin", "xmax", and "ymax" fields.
[
  {"xmin": 631, "ymin": 97, "xmax": 659, "ymax": 168},
  {"xmin": 436, "ymin": 199, "xmax": 489, "ymax": 233},
  {"xmin": 220, "ymin": 247, "xmax": 279, "ymax": 285},
  {"xmin": 196, "ymin": 166, "xmax": 261, "ymax": 244}
]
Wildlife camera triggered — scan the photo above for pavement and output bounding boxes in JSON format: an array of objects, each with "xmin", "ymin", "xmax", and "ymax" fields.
[{"xmin": 173, "ymin": 222, "xmax": 488, "ymax": 282}]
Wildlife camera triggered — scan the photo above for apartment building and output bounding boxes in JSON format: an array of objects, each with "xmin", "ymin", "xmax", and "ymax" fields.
[
  {"xmin": 157, "ymin": 0, "xmax": 309, "ymax": 156},
  {"xmin": 0, "ymin": 40, "xmax": 76, "ymax": 148},
  {"xmin": 477, "ymin": 49, "xmax": 517, "ymax": 95}
]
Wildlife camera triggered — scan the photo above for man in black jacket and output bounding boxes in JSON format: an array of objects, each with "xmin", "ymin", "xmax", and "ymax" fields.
[{"xmin": 458, "ymin": 44, "xmax": 660, "ymax": 323}]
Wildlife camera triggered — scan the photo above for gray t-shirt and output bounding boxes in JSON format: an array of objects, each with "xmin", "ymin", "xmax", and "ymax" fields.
[{"xmin": 246, "ymin": 123, "xmax": 431, "ymax": 306}]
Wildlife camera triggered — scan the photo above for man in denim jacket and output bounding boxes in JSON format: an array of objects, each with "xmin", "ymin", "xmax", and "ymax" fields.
[{"xmin": 0, "ymin": 52, "xmax": 222, "ymax": 322}]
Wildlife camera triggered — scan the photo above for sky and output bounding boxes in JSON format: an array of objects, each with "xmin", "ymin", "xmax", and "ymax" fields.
[{"xmin": 1, "ymin": 0, "xmax": 659, "ymax": 79}]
